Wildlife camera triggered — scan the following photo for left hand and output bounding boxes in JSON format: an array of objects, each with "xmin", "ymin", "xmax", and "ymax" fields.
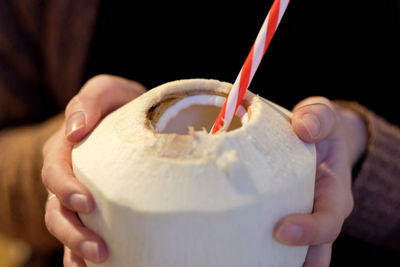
[
  {"xmin": 42, "ymin": 75, "xmax": 146, "ymax": 266},
  {"xmin": 273, "ymin": 97, "xmax": 368, "ymax": 266}
]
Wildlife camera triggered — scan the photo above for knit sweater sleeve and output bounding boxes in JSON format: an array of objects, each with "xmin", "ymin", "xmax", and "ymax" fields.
[
  {"xmin": 0, "ymin": 115, "xmax": 63, "ymax": 253},
  {"xmin": 0, "ymin": 0, "xmax": 99, "ymax": 254},
  {"xmin": 336, "ymin": 101, "xmax": 400, "ymax": 251}
]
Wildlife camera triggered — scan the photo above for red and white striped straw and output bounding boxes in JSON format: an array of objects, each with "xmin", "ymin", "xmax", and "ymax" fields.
[{"xmin": 210, "ymin": 0, "xmax": 290, "ymax": 134}]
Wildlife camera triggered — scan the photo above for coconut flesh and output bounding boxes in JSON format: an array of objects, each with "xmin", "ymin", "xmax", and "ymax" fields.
[{"xmin": 72, "ymin": 79, "xmax": 316, "ymax": 267}]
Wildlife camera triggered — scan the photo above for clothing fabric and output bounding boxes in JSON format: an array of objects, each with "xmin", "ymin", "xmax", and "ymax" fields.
[
  {"xmin": 0, "ymin": 0, "xmax": 399, "ymax": 258},
  {"xmin": 0, "ymin": 0, "xmax": 100, "ymax": 253},
  {"xmin": 335, "ymin": 101, "xmax": 400, "ymax": 251}
]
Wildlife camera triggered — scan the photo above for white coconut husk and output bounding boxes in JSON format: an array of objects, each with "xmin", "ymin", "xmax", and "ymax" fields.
[{"xmin": 72, "ymin": 79, "xmax": 316, "ymax": 267}]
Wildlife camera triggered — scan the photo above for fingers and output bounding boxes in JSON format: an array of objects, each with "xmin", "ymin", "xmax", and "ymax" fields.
[
  {"xmin": 64, "ymin": 247, "xmax": 87, "ymax": 267},
  {"xmin": 274, "ymin": 165, "xmax": 353, "ymax": 246},
  {"xmin": 303, "ymin": 244, "xmax": 332, "ymax": 267},
  {"xmin": 43, "ymin": 75, "xmax": 142, "ymax": 264},
  {"xmin": 65, "ymin": 74, "xmax": 146, "ymax": 142},
  {"xmin": 44, "ymin": 75, "xmax": 147, "ymax": 211},
  {"xmin": 292, "ymin": 97, "xmax": 338, "ymax": 144},
  {"xmin": 284, "ymin": 96, "xmax": 355, "ymax": 266},
  {"xmin": 45, "ymin": 197, "xmax": 108, "ymax": 264},
  {"xmin": 292, "ymin": 96, "xmax": 350, "ymax": 167},
  {"xmin": 42, "ymin": 129, "xmax": 94, "ymax": 213},
  {"xmin": 273, "ymin": 212, "xmax": 341, "ymax": 247}
]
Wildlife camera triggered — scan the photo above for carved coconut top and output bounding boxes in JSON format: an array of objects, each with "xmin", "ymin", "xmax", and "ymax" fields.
[{"xmin": 72, "ymin": 79, "xmax": 315, "ymax": 212}]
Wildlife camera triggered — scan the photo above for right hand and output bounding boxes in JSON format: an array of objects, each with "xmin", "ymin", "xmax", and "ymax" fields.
[
  {"xmin": 42, "ymin": 75, "xmax": 146, "ymax": 266},
  {"xmin": 274, "ymin": 97, "xmax": 368, "ymax": 266}
]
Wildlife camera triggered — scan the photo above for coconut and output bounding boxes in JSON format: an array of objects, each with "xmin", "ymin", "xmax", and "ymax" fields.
[{"xmin": 72, "ymin": 79, "xmax": 316, "ymax": 267}]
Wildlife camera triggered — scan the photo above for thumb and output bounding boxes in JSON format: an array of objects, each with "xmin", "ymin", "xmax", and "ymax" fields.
[
  {"xmin": 291, "ymin": 97, "xmax": 338, "ymax": 144},
  {"xmin": 65, "ymin": 75, "xmax": 146, "ymax": 142}
]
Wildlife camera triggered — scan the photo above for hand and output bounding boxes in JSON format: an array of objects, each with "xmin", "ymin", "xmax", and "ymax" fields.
[
  {"xmin": 42, "ymin": 75, "xmax": 146, "ymax": 266},
  {"xmin": 273, "ymin": 97, "xmax": 368, "ymax": 266}
]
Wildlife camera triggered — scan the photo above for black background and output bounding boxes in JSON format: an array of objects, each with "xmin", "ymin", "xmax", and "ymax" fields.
[{"xmin": 86, "ymin": 0, "xmax": 399, "ymax": 125}]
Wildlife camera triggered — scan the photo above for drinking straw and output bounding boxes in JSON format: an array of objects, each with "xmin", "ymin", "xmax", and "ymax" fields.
[{"xmin": 210, "ymin": 0, "xmax": 290, "ymax": 134}]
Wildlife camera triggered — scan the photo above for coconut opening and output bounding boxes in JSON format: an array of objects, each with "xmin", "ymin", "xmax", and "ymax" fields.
[{"xmin": 148, "ymin": 93, "xmax": 248, "ymax": 135}]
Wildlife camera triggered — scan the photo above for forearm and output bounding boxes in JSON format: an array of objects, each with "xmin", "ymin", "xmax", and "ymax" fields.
[{"xmin": 0, "ymin": 114, "xmax": 64, "ymax": 253}]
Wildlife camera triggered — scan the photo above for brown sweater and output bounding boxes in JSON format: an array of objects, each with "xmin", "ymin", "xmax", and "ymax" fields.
[
  {"xmin": 336, "ymin": 101, "xmax": 400, "ymax": 251},
  {"xmin": 0, "ymin": 0, "xmax": 399, "ymax": 256},
  {"xmin": 0, "ymin": 0, "xmax": 100, "ymax": 252}
]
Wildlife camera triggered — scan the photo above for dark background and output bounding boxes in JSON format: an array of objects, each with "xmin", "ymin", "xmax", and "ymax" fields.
[
  {"xmin": 85, "ymin": 0, "xmax": 399, "ymax": 125},
  {"xmin": 83, "ymin": 1, "xmax": 399, "ymax": 266}
]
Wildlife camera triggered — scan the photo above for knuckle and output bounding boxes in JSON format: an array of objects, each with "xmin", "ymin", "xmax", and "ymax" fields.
[
  {"xmin": 41, "ymin": 163, "xmax": 57, "ymax": 190},
  {"xmin": 65, "ymin": 229, "xmax": 76, "ymax": 248},
  {"xmin": 65, "ymin": 227, "xmax": 84, "ymax": 252},
  {"xmin": 68, "ymin": 74, "xmax": 119, "ymax": 113},
  {"xmin": 89, "ymin": 74, "xmax": 114, "ymax": 83},
  {"xmin": 84, "ymin": 74, "xmax": 117, "ymax": 92},
  {"xmin": 42, "ymin": 130, "xmax": 60, "ymax": 157},
  {"xmin": 45, "ymin": 204, "xmax": 84, "ymax": 251},
  {"xmin": 325, "ymin": 219, "xmax": 342, "ymax": 243},
  {"xmin": 66, "ymin": 95, "xmax": 83, "ymax": 115},
  {"xmin": 44, "ymin": 207, "xmax": 56, "ymax": 236},
  {"xmin": 41, "ymin": 164, "xmax": 50, "ymax": 188}
]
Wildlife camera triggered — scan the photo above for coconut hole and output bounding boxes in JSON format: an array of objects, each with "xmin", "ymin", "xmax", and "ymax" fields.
[{"xmin": 149, "ymin": 94, "xmax": 248, "ymax": 135}]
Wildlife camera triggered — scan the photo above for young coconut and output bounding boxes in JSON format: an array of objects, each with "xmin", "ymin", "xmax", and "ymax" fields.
[{"xmin": 72, "ymin": 79, "xmax": 316, "ymax": 267}]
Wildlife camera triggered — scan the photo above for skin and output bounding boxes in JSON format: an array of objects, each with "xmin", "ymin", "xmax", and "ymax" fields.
[{"xmin": 42, "ymin": 75, "xmax": 367, "ymax": 267}]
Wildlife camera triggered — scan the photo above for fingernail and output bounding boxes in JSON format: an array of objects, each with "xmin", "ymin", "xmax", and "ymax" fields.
[
  {"xmin": 66, "ymin": 111, "xmax": 86, "ymax": 138},
  {"xmin": 275, "ymin": 222, "xmax": 304, "ymax": 244},
  {"xmin": 69, "ymin": 193, "xmax": 92, "ymax": 213},
  {"xmin": 80, "ymin": 241, "xmax": 100, "ymax": 263},
  {"xmin": 301, "ymin": 113, "xmax": 321, "ymax": 138}
]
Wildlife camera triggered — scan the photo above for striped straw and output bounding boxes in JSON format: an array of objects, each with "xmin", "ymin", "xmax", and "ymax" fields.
[{"xmin": 210, "ymin": 0, "xmax": 290, "ymax": 134}]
